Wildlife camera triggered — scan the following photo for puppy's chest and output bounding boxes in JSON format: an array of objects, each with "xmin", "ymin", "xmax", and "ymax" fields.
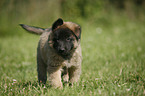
[
  {"xmin": 63, "ymin": 53, "xmax": 81, "ymax": 68},
  {"xmin": 63, "ymin": 60, "xmax": 73, "ymax": 68},
  {"xmin": 47, "ymin": 56, "xmax": 76, "ymax": 68},
  {"xmin": 46, "ymin": 52, "xmax": 80, "ymax": 68}
]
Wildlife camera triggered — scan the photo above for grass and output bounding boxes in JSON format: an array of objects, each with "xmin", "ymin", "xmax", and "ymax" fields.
[{"xmin": 0, "ymin": 18, "xmax": 145, "ymax": 96}]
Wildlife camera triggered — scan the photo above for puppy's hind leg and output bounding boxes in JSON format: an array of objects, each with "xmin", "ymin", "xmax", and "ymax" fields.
[
  {"xmin": 37, "ymin": 54, "xmax": 47, "ymax": 84},
  {"xmin": 62, "ymin": 66, "xmax": 69, "ymax": 84}
]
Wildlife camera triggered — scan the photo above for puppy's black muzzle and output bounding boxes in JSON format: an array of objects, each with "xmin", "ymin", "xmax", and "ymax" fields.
[
  {"xmin": 58, "ymin": 48, "xmax": 65, "ymax": 53},
  {"xmin": 58, "ymin": 48, "xmax": 68, "ymax": 56},
  {"xmin": 57, "ymin": 48, "xmax": 71, "ymax": 59}
]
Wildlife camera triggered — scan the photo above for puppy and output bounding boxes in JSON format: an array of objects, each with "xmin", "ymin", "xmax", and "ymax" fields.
[{"xmin": 20, "ymin": 18, "xmax": 82, "ymax": 88}]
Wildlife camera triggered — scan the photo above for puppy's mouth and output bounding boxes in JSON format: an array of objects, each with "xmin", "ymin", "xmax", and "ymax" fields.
[
  {"xmin": 59, "ymin": 51, "xmax": 69, "ymax": 56},
  {"xmin": 58, "ymin": 51, "xmax": 72, "ymax": 59}
]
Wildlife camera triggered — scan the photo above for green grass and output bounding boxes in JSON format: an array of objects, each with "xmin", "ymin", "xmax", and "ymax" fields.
[{"xmin": 0, "ymin": 19, "xmax": 145, "ymax": 96}]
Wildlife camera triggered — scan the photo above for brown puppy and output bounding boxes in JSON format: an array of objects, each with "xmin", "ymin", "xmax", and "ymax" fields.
[{"xmin": 20, "ymin": 18, "xmax": 82, "ymax": 88}]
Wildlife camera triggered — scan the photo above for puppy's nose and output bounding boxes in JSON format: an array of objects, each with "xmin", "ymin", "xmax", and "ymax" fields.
[{"xmin": 59, "ymin": 48, "xmax": 65, "ymax": 53}]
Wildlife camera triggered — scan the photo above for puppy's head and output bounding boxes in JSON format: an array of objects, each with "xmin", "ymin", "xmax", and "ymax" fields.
[{"xmin": 49, "ymin": 18, "xmax": 81, "ymax": 59}]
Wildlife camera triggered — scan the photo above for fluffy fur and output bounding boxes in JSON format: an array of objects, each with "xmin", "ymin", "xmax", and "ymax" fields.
[{"xmin": 20, "ymin": 18, "xmax": 82, "ymax": 88}]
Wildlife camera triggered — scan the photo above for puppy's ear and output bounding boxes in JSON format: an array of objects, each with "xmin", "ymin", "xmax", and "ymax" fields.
[
  {"xmin": 74, "ymin": 25, "xmax": 81, "ymax": 40},
  {"xmin": 64, "ymin": 22, "xmax": 81, "ymax": 40},
  {"xmin": 52, "ymin": 18, "xmax": 63, "ymax": 31}
]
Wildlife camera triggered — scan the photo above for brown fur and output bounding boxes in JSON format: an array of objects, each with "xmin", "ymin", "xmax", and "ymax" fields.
[{"xmin": 20, "ymin": 19, "xmax": 82, "ymax": 88}]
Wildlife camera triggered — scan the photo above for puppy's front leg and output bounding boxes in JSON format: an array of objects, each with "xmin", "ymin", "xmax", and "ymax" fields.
[
  {"xmin": 68, "ymin": 66, "xmax": 81, "ymax": 85},
  {"xmin": 48, "ymin": 66, "xmax": 63, "ymax": 88}
]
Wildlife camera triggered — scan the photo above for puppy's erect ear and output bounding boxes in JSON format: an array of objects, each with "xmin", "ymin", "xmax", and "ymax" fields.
[
  {"xmin": 52, "ymin": 18, "xmax": 63, "ymax": 31},
  {"xmin": 64, "ymin": 22, "xmax": 81, "ymax": 40},
  {"xmin": 74, "ymin": 25, "xmax": 81, "ymax": 40}
]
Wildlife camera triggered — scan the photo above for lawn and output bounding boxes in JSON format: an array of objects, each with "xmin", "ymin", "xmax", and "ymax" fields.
[{"xmin": 0, "ymin": 18, "xmax": 145, "ymax": 96}]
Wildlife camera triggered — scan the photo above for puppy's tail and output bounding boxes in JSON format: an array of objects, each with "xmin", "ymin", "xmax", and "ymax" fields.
[{"xmin": 19, "ymin": 24, "xmax": 48, "ymax": 35}]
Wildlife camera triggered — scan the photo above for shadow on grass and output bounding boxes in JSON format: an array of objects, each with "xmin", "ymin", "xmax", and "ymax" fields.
[{"xmin": 17, "ymin": 80, "xmax": 51, "ymax": 89}]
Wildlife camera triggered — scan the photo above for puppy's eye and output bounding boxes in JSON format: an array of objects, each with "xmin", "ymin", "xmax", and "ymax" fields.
[
  {"xmin": 66, "ymin": 38, "xmax": 71, "ymax": 41},
  {"xmin": 53, "ymin": 38, "xmax": 59, "ymax": 42},
  {"xmin": 56, "ymin": 39, "xmax": 59, "ymax": 42}
]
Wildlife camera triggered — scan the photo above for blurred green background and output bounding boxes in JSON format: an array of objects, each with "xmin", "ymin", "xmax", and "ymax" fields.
[{"xmin": 0, "ymin": 0, "xmax": 145, "ymax": 36}]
